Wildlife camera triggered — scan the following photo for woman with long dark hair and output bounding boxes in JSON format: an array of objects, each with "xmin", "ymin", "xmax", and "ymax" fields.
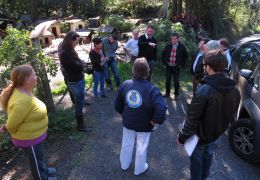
[{"xmin": 58, "ymin": 31, "xmax": 90, "ymax": 132}]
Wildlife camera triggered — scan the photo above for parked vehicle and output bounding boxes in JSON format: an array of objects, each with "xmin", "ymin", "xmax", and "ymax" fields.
[{"xmin": 229, "ymin": 39, "xmax": 260, "ymax": 163}]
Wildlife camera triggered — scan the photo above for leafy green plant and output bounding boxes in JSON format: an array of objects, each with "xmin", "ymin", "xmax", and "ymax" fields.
[
  {"xmin": 60, "ymin": 22, "xmax": 70, "ymax": 33},
  {"xmin": 48, "ymin": 108, "xmax": 75, "ymax": 133},
  {"xmin": 152, "ymin": 20, "xmax": 197, "ymax": 67},
  {"xmin": 103, "ymin": 15, "xmax": 134, "ymax": 33},
  {"xmin": 51, "ymin": 81, "xmax": 67, "ymax": 95},
  {"xmin": 0, "ymin": 28, "xmax": 58, "ymax": 111}
]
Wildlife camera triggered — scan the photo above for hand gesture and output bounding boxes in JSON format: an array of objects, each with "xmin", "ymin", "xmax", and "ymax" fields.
[{"xmin": 149, "ymin": 42, "xmax": 156, "ymax": 48}]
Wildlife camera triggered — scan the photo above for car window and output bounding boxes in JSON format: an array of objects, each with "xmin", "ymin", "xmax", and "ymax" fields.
[
  {"xmin": 237, "ymin": 46, "xmax": 259, "ymax": 71},
  {"xmin": 254, "ymin": 65, "xmax": 260, "ymax": 91}
]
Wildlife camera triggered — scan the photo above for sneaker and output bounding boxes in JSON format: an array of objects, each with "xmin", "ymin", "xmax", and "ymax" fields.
[
  {"xmin": 174, "ymin": 95, "xmax": 179, "ymax": 100},
  {"xmin": 48, "ymin": 167, "xmax": 57, "ymax": 176},
  {"xmin": 101, "ymin": 95, "xmax": 109, "ymax": 98},
  {"xmin": 134, "ymin": 163, "xmax": 149, "ymax": 175}
]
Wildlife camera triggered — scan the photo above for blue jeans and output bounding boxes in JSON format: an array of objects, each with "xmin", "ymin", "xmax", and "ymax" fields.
[
  {"xmin": 104, "ymin": 58, "xmax": 121, "ymax": 87},
  {"xmin": 93, "ymin": 71, "xmax": 105, "ymax": 97},
  {"xmin": 24, "ymin": 142, "xmax": 48, "ymax": 180},
  {"xmin": 190, "ymin": 141, "xmax": 216, "ymax": 180},
  {"xmin": 68, "ymin": 79, "xmax": 85, "ymax": 117}
]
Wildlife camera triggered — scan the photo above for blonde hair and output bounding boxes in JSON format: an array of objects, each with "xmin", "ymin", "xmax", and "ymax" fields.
[
  {"xmin": 132, "ymin": 58, "xmax": 149, "ymax": 79},
  {"xmin": 0, "ymin": 64, "xmax": 34, "ymax": 111}
]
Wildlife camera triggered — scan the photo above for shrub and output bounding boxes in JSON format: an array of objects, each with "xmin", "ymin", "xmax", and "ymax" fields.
[
  {"xmin": 60, "ymin": 22, "xmax": 70, "ymax": 33},
  {"xmin": 152, "ymin": 20, "xmax": 197, "ymax": 67},
  {"xmin": 48, "ymin": 108, "xmax": 75, "ymax": 133},
  {"xmin": 103, "ymin": 15, "xmax": 134, "ymax": 33}
]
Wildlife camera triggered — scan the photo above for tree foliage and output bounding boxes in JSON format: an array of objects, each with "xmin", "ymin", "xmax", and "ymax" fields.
[{"xmin": 0, "ymin": 28, "xmax": 58, "ymax": 112}]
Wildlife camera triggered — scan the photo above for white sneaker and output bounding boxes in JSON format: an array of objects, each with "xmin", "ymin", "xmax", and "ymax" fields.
[{"xmin": 134, "ymin": 163, "xmax": 148, "ymax": 175}]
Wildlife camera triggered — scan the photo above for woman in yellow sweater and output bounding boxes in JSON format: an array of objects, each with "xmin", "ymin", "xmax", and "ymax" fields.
[{"xmin": 0, "ymin": 64, "xmax": 56, "ymax": 180}]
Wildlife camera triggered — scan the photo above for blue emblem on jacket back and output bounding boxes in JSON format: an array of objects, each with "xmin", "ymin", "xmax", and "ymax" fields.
[{"xmin": 126, "ymin": 90, "xmax": 142, "ymax": 108}]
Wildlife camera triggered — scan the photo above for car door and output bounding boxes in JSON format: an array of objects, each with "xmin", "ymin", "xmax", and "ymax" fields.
[
  {"xmin": 251, "ymin": 64, "xmax": 260, "ymax": 108},
  {"xmin": 241, "ymin": 46, "xmax": 260, "ymax": 96}
]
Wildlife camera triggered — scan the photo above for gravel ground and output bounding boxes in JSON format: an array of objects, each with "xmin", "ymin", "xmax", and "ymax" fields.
[
  {"xmin": 60, "ymin": 89, "xmax": 260, "ymax": 180},
  {"xmin": 1, "ymin": 88, "xmax": 260, "ymax": 180}
]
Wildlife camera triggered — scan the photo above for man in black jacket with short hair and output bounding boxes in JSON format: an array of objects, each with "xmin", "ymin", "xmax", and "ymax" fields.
[
  {"xmin": 138, "ymin": 25, "xmax": 157, "ymax": 81},
  {"xmin": 162, "ymin": 32, "xmax": 188, "ymax": 100},
  {"xmin": 177, "ymin": 50, "xmax": 241, "ymax": 180}
]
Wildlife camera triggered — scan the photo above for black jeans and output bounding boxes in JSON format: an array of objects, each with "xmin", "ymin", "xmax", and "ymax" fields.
[
  {"xmin": 147, "ymin": 60, "xmax": 155, "ymax": 81},
  {"xmin": 23, "ymin": 142, "xmax": 48, "ymax": 180},
  {"xmin": 165, "ymin": 65, "xmax": 180, "ymax": 96}
]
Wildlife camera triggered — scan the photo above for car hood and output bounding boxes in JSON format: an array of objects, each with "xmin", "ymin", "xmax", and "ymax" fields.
[{"xmin": 202, "ymin": 73, "xmax": 236, "ymax": 94}]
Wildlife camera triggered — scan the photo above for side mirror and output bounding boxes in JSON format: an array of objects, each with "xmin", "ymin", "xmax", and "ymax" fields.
[{"xmin": 240, "ymin": 69, "xmax": 253, "ymax": 79}]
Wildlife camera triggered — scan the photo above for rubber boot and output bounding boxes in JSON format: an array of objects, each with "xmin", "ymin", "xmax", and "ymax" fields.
[{"xmin": 76, "ymin": 115, "xmax": 91, "ymax": 132}]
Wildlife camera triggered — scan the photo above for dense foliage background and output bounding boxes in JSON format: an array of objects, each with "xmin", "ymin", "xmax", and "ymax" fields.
[{"xmin": 0, "ymin": 0, "xmax": 259, "ymax": 40}]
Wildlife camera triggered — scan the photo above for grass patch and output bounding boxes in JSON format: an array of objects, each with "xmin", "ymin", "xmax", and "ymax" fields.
[
  {"xmin": 51, "ymin": 81, "xmax": 67, "ymax": 95},
  {"xmin": 51, "ymin": 75, "xmax": 93, "ymax": 96},
  {"xmin": 117, "ymin": 61, "xmax": 192, "ymax": 93}
]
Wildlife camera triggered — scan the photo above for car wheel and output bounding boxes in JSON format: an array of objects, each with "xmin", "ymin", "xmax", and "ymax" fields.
[{"xmin": 229, "ymin": 118, "xmax": 259, "ymax": 162}]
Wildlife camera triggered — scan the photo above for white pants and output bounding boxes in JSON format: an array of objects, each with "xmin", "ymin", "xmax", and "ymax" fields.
[{"xmin": 120, "ymin": 127, "xmax": 151, "ymax": 175}]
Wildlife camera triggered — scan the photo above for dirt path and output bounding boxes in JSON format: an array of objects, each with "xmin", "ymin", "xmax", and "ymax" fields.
[{"xmin": 1, "ymin": 88, "xmax": 260, "ymax": 180}]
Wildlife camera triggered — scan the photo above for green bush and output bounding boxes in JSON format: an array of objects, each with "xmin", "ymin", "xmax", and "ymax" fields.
[
  {"xmin": 0, "ymin": 114, "xmax": 13, "ymax": 158},
  {"xmin": 152, "ymin": 20, "xmax": 197, "ymax": 67},
  {"xmin": 60, "ymin": 22, "xmax": 70, "ymax": 33},
  {"xmin": 51, "ymin": 75, "xmax": 93, "ymax": 96},
  {"xmin": 103, "ymin": 15, "xmax": 135, "ymax": 33},
  {"xmin": 48, "ymin": 108, "xmax": 75, "ymax": 133}
]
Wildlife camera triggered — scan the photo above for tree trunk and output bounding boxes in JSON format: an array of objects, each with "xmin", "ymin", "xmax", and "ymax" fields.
[
  {"xmin": 33, "ymin": 63, "xmax": 56, "ymax": 113},
  {"xmin": 172, "ymin": 0, "xmax": 178, "ymax": 17},
  {"xmin": 160, "ymin": 0, "xmax": 170, "ymax": 19},
  {"xmin": 30, "ymin": 0, "xmax": 38, "ymax": 21},
  {"xmin": 177, "ymin": 0, "xmax": 182, "ymax": 14},
  {"xmin": 186, "ymin": 0, "xmax": 191, "ymax": 13}
]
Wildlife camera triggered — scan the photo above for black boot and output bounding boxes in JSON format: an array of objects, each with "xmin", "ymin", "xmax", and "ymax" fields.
[{"xmin": 76, "ymin": 115, "xmax": 92, "ymax": 132}]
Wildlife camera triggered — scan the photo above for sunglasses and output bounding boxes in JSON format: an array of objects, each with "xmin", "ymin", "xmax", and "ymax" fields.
[{"xmin": 202, "ymin": 63, "xmax": 208, "ymax": 66}]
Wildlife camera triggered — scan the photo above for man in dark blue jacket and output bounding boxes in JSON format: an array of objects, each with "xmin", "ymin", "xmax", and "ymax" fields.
[
  {"xmin": 115, "ymin": 58, "xmax": 167, "ymax": 175},
  {"xmin": 162, "ymin": 32, "xmax": 188, "ymax": 100},
  {"xmin": 177, "ymin": 50, "xmax": 241, "ymax": 180}
]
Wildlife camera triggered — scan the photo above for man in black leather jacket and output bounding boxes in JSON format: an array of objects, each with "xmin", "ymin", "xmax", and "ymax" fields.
[{"xmin": 177, "ymin": 50, "xmax": 241, "ymax": 180}]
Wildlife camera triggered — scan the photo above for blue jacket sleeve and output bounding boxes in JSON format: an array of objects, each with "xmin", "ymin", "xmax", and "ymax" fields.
[
  {"xmin": 151, "ymin": 87, "xmax": 167, "ymax": 124},
  {"xmin": 114, "ymin": 85, "xmax": 124, "ymax": 114}
]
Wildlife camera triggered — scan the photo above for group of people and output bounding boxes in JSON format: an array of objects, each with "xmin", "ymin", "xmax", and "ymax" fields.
[{"xmin": 0, "ymin": 23, "xmax": 240, "ymax": 180}]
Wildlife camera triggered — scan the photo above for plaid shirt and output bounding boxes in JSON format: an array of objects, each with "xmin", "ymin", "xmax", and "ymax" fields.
[{"xmin": 168, "ymin": 44, "xmax": 178, "ymax": 66}]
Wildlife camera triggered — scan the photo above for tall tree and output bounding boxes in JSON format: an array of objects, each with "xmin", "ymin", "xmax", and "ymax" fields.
[{"xmin": 177, "ymin": 0, "xmax": 182, "ymax": 14}]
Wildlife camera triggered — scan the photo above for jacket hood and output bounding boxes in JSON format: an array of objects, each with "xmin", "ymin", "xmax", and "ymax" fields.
[{"xmin": 201, "ymin": 73, "xmax": 236, "ymax": 94}]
